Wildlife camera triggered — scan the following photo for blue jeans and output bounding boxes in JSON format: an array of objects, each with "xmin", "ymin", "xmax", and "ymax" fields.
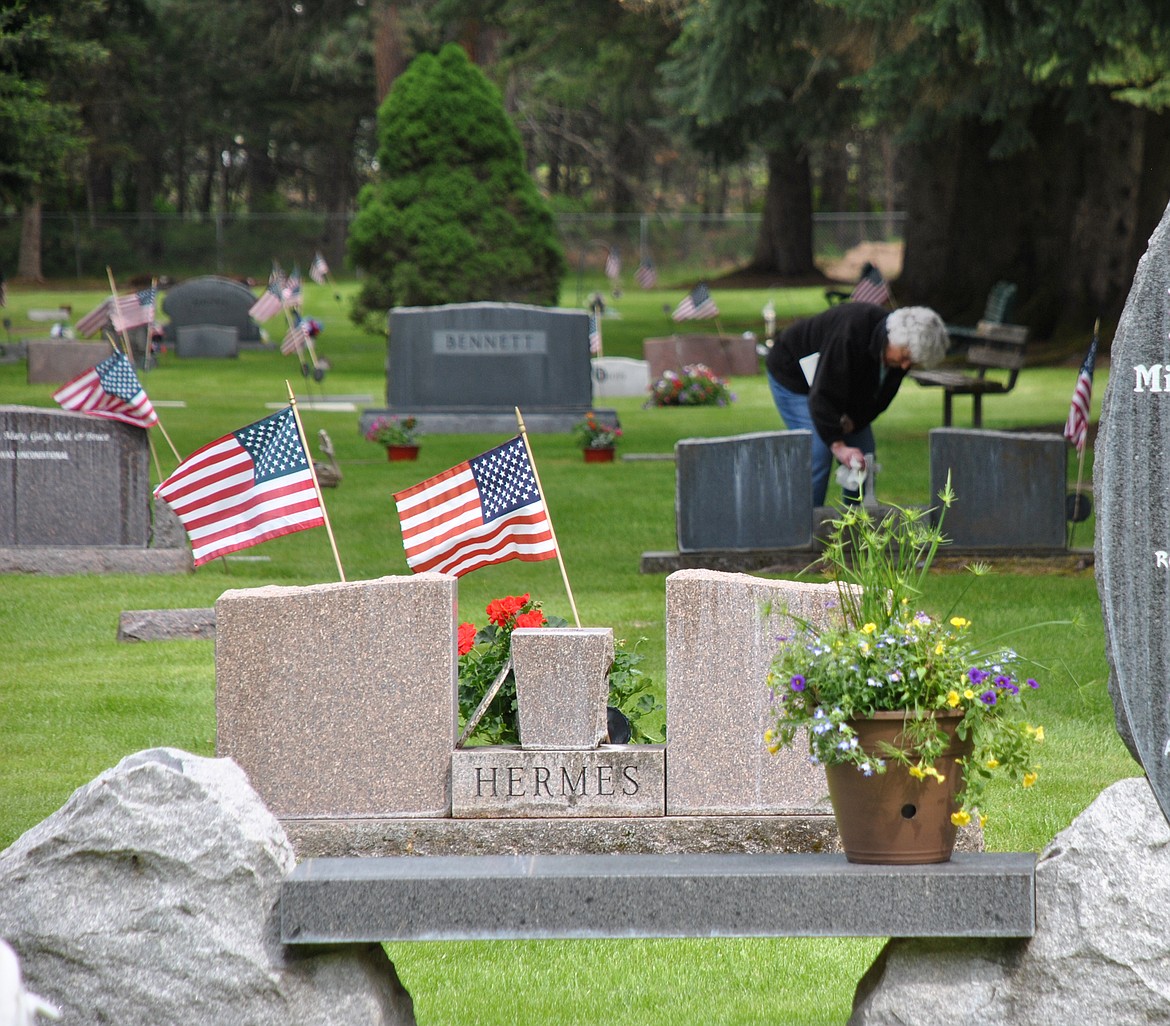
[{"xmin": 767, "ymin": 371, "xmax": 875, "ymax": 507}]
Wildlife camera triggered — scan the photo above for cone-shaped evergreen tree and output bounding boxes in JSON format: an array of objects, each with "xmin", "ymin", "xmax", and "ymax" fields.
[{"xmin": 348, "ymin": 44, "xmax": 564, "ymax": 326}]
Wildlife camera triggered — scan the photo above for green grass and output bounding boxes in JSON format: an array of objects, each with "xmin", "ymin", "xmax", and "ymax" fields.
[{"xmin": 0, "ymin": 279, "xmax": 1135, "ymax": 1025}]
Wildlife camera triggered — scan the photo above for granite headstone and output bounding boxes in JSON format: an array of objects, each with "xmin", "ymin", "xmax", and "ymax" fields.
[
  {"xmin": 366, "ymin": 301, "xmax": 614, "ymax": 433},
  {"xmin": 1096, "ymin": 198, "xmax": 1170, "ymax": 816},
  {"xmin": 25, "ymin": 340, "xmax": 109, "ymax": 385},
  {"xmin": 676, "ymin": 431, "xmax": 813, "ymax": 552},
  {"xmin": 591, "ymin": 356, "xmax": 650, "ymax": 398},
  {"xmin": 162, "ymin": 276, "xmax": 262, "ymax": 355},
  {"xmin": 643, "ymin": 334, "xmax": 759, "ymax": 382},
  {"xmin": 929, "ymin": 428, "xmax": 1066, "ymax": 550},
  {"xmin": 0, "ymin": 405, "xmax": 150, "ymax": 546}
]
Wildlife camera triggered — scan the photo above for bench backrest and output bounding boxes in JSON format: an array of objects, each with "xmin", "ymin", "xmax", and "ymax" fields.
[
  {"xmin": 967, "ymin": 321, "xmax": 1028, "ymax": 373},
  {"xmin": 982, "ymin": 281, "xmax": 1018, "ymax": 324}
]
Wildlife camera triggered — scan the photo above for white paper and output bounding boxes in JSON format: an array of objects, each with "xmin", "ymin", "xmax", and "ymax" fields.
[{"xmin": 799, "ymin": 351, "xmax": 820, "ymax": 387}]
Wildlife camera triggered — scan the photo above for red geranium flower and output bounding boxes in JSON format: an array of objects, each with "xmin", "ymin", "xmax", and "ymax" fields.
[
  {"xmin": 457, "ymin": 621, "xmax": 477, "ymax": 656},
  {"xmin": 513, "ymin": 609, "xmax": 546, "ymax": 629},
  {"xmin": 486, "ymin": 593, "xmax": 530, "ymax": 626}
]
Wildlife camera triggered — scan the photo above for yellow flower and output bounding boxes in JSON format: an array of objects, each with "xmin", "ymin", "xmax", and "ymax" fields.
[
  {"xmin": 862, "ymin": 622, "xmax": 877, "ymax": 634},
  {"xmin": 951, "ymin": 810, "xmax": 971, "ymax": 827},
  {"xmin": 908, "ymin": 765, "xmax": 927, "ymax": 780},
  {"xmin": 979, "ymin": 813, "xmax": 988, "ymax": 828},
  {"xmin": 985, "ymin": 758, "xmax": 999, "ymax": 769},
  {"xmin": 925, "ymin": 766, "xmax": 946, "ymax": 783},
  {"xmin": 859, "ymin": 642, "xmax": 870, "ymax": 655},
  {"xmin": 950, "ymin": 616, "xmax": 970, "ymax": 629},
  {"xmin": 1023, "ymin": 771, "xmax": 1038, "ymax": 788},
  {"xmin": 935, "ymin": 642, "xmax": 946, "ymax": 655},
  {"xmin": 946, "ymin": 690, "xmax": 961, "ymax": 708},
  {"xmin": 964, "ymin": 689, "xmax": 975, "ymax": 700},
  {"xmin": 1026, "ymin": 725, "xmax": 1045, "ymax": 742}
]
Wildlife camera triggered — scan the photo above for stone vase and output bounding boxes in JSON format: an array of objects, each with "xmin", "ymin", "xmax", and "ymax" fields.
[
  {"xmin": 825, "ymin": 710, "xmax": 971, "ymax": 864},
  {"xmin": 510, "ymin": 627, "xmax": 614, "ymax": 750}
]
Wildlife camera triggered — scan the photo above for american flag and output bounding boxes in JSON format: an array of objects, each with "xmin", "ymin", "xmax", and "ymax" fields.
[
  {"xmin": 74, "ymin": 300, "xmax": 111, "ymax": 337},
  {"xmin": 281, "ymin": 317, "xmax": 309, "ymax": 356},
  {"xmin": 1063, "ymin": 328, "xmax": 1098, "ymax": 454},
  {"xmin": 110, "ymin": 286, "xmax": 156, "ymax": 332},
  {"xmin": 282, "ymin": 268, "xmax": 303, "ymax": 309},
  {"xmin": 850, "ymin": 264, "xmax": 891, "ymax": 306},
  {"xmin": 672, "ymin": 283, "xmax": 719, "ymax": 321},
  {"xmin": 589, "ymin": 314, "xmax": 602, "ymax": 356},
  {"xmin": 605, "ymin": 248, "xmax": 621, "ymax": 283},
  {"xmin": 249, "ymin": 272, "xmax": 284, "ymax": 322},
  {"xmin": 635, "ymin": 258, "xmax": 657, "ymax": 289},
  {"xmin": 53, "ymin": 349, "xmax": 159, "ymax": 429},
  {"xmin": 154, "ymin": 407, "xmax": 325, "ymax": 567},
  {"xmin": 393, "ymin": 435, "xmax": 557, "ymax": 578},
  {"xmin": 310, "ymin": 252, "xmax": 329, "ymax": 285}
]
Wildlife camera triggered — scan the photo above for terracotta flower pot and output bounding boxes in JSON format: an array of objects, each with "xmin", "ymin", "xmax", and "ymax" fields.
[
  {"xmin": 824, "ymin": 710, "xmax": 972, "ymax": 864},
  {"xmin": 386, "ymin": 444, "xmax": 420, "ymax": 461},
  {"xmin": 583, "ymin": 446, "xmax": 616, "ymax": 463}
]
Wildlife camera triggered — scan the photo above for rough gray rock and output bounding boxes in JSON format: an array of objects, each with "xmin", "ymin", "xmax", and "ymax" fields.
[
  {"xmin": 850, "ymin": 776, "xmax": 1170, "ymax": 1025},
  {"xmin": 0, "ymin": 748, "xmax": 415, "ymax": 1026}
]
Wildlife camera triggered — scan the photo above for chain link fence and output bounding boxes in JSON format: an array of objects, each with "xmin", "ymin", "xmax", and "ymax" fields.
[{"xmin": 0, "ymin": 211, "xmax": 903, "ymax": 283}]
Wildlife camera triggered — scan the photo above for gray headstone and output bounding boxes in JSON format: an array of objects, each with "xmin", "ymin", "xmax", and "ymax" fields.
[
  {"xmin": 1096, "ymin": 199, "xmax": 1170, "ymax": 788},
  {"xmin": 643, "ymin": 333, "xmax": 759, "ymax": 383},
  {"xmin": 215, "ymin": 574, "xmax": 458, "ymax": 818},
  {"xmin": 664, "ymin": 569, "xmax": 836, "ymax": 815},
  {"xmin": 850, "ymin": 776, "xmax": 1168, "ymax": 1026},
  {"xmin": 386, "ymin": 301, "xmax": 593, "ymax": 412},
  {"xmin": 25, "ymin": 340, "xmax": 109, "ymax": 384},
  {"xmin": 174, "ymin": 323, "xmax": 239, "ymax": 358},
  {"xmin": 591, "ymin": 356, "xmax": 650, "ymax": 398},
  {"xmin": 511, "ymin": 627, "xmax": 613, "ymax": 750},
  {"xmin": 161, "ymin": 276, "xmax": 262, "ymax": 346},
  {"xmin": 0, "ymin": 748, "xmax": 414, "ymax": 1026},
  {"xmin": 0, "ymin": 406, "xmax": 151, "ymax": 546},
  {"xmin": 676, "ymin": 431, "xmax": 813, "ymax": 551},
  {"xmin": 929, "ymin": 428, "xmax": 1067, "ymax": 550}
]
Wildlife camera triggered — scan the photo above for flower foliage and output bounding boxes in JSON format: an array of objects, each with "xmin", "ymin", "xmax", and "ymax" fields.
[
  {"xmin": 645, "ymin": 363, "xmax": 735, "ymax": 407},
  {"xmin": 764, "ymin": 479, "xmax": 1047, "ymax": 824},
  {"xmin": 572, "ymin": 412, "xmax": 622, "ymax": 449},
  {"xmin": 458, "ymin": 593, "xmax": 664, "ymax": 745},
  {"xmin": 364, "ymin": 415, "xmax": 421, "ymax": 446}
]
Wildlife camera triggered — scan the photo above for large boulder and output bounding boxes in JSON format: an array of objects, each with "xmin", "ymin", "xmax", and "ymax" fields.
[
  {"xmin": 0, "ymin": 749, "xmax": 415, "ymax": 1026},
  {"xmin": 850, "ymin": 775, "xmax": 1168, "ymax": 1025}
]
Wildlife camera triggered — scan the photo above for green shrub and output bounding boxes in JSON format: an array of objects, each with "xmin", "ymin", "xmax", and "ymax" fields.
[{"xmin": 347, "ymin": 44, "xmax": 564, "ymax": 328}]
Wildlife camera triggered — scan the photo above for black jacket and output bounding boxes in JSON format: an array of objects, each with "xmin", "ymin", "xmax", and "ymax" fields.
[{"xmin": 765, "ymin": 302, "xmax": 904, "ymax": 447}]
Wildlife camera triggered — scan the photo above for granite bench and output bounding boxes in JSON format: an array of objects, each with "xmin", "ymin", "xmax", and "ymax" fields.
[{"xmin": 281, "ymin": 852, "xmax": 1036, "ymax": 943}]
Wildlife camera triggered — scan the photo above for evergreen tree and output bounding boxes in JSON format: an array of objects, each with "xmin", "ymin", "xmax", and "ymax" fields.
[{"xmin": 347, "ymin": 42, "xmax": 564, "ymax": 327}]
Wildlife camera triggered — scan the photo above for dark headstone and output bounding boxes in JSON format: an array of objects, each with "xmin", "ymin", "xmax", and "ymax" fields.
[
  {"xmin": 26, "ymin": 340, "xmax": 109, "ymax": 385},
  {"xmin": 1096, "ymin": 200, "xmax": 1170, "ymax": 793},
  {"xmin": 643, "ymin": 334, "xmax": 759, "ymax": 383},
  {"xmin": 161, "ymin": 277, "xmax": 262, "ymax": 353},
  {"xmin": 929, "ymin": 428, "xmax": 1066, "ymax": 550},
  {"xmin": 117, "ymin": 608, "xmax": 216, "ymax": 642},
  {"xmin": 175, "ymin": 324, "xmax": 239, "ymax": 359},
  {"xmin": 675, "ymin": 431, "xmax": 813, "ymax": 552},
  {"xmin": 365, "ymin": 302, "xmax": 613, "ymax": 433},
  {"xmin": 0, "ymin": 406, "xmax": 150, "ymax": 546}
]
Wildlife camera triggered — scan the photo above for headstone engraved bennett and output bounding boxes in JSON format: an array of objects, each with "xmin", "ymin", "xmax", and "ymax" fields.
[{"xmin": 1096, "ymin": 199, "xmax": 1170, "ymax": 822}]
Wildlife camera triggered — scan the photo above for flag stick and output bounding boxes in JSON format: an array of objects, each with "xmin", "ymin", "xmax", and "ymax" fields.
[
  {"xmin": 287, "ymin": 380, "xmax": 346, "ymax": 582},
  {"xmin": 1067, "ymin": 317, "xmax": 1100, "ymax": 548},
  {"xmin": 514, "ymin": 406, "xmax": 581, "ymax": 628},
  {"xmin": 106, "ymin": 268, "xmax": 181, "ymax": 463}
]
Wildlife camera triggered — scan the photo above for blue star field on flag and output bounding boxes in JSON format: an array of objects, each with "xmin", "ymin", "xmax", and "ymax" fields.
[
  {"xmin": 471, "ymin": 437, "xmax": 542, "ymax": 521},
  {"xmin": 235, "ymin": 408, "xmax": 309, "ymax": 484}
]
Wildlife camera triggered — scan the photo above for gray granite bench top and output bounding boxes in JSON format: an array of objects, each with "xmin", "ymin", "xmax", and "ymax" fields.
[{"xmin": 281, "ymin": 852, "xmax": 1035, "ymax": 943}]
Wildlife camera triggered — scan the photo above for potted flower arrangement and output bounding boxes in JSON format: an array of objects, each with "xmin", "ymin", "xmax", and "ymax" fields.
[
  {"xmin": 645, "ymin": 363, "xmax": 735, "ymax": 407},
  {"xmin": 364, "ymin": 415, "xmax": 422, "ymax": 460},
  {"xmin": 764, "ymin": 477, "xmax": 1048, "ymax": 864},
  {"xmin": 572, "ymin": 412, "xmax": 622, "ymax": 462}
]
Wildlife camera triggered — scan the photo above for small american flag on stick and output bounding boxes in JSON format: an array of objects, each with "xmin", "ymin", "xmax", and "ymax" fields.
[
  {"xmin": 110, "ymin": 286, "xmax": 156, "ymax": 333},
  {"xmin": 672, "ymin": 283, "xmax": 719, "ymax": 322},
  {"xmin": 393, "ymin": 436, "xmax": 556, "ymax": 578},
  {"xmin": 154, "ymin": 407, "xmax": 325, "ymax": 567},
  {"xmin": 249, "ymin": 272, "xmax": 285, "ymax": 322},
  {"xmin": 52, "ymin": 349, "xmax": 159, "ymax": 429},
  {"xmin": 849, "ymin": 264, "xmax": 891, "ymax": 306},
  {"xmin": 1063, "ymin": 327, "xmax": 1098, "ymax": 454}
]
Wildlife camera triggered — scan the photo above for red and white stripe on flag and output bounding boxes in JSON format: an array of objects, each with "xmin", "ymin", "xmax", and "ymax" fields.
[
  {"xmin": 1062, "ymin": 334, "xmax": 1098, "ymax": 454},
  {"xmin": 393, "ymin": 435, "xmax": 556, "ymax": 578},
  {"xmin": 154, "ymin": 407, "xmax": 324, "ymax": 566},
  {"xmin": 52, "ymin": 350, "xmax": 159, "ymax": 429},
  {"xmin": 282, "ymin": 320, "xmax": 308, "ymax": 355},
  {"xmin": 110, "ymin": 287, "xmax": 156, "ymax": 332},
  {"xmin": 74, "ymin": 300, "xmax": 111, "ymax": 338}
]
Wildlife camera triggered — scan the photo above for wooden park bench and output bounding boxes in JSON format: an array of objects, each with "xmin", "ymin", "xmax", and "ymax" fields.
[{"xmin": 910, "ymin": 320, "xmax": 1029, "ymax": 427}]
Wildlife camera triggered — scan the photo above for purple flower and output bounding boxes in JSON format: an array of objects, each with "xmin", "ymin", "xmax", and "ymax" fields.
[
  {"xmin": 1026, "ymin": 678, "xmax": 1039, "ymax": 689},
  {"xmin": 968, "ymin": 668, "xmax": 989, "ymax": 685},
  {"xmin": 980, "ymin": 690, "xmax": 998, "ymax": 706},
  {"xmin": 790, "ymin": 674, "xmax": 806, "ymax": 692}
]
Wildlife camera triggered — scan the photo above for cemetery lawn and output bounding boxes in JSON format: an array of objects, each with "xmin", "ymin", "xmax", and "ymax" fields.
[{"xmin": 0, "ymin": 279, "xmax": 1136, "ymax": 1025}]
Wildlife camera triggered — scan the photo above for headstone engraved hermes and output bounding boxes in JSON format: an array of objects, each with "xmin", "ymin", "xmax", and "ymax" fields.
[
  {"xmin": 1096, "ymin": 199, "xmax": 1170, "ymax": 825},
  {"xmin": 362, "ymin": 302, "xmax": 617, "ymax": 434}
]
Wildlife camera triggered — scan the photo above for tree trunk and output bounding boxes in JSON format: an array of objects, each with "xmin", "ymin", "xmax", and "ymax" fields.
[
  {"xmin": 748, "ymin": 145, "xmax": 815, "ymax": 277},
  {"xmin": 17, "ymin": 198, "xmax": 44, "ymax": 282}
]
